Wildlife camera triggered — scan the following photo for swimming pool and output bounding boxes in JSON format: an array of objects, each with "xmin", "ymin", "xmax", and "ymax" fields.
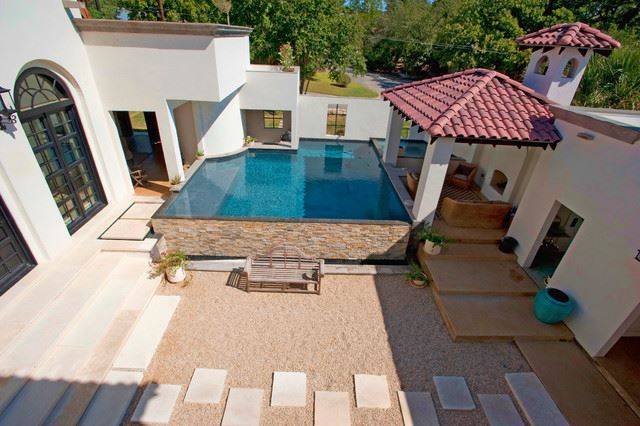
[{"xmin": 160, "ymin": 139, "xmax": 410, "ymax": 222}]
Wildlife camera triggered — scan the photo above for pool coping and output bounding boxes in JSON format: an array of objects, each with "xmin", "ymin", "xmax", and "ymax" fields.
[{"xmin": 153, "ymin": 138, "xmax": 415, "ymax": 227}]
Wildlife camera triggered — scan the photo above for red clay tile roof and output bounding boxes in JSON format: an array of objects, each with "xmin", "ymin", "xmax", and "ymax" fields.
[
  {"xmin": 516, "ymin": 22, "xmax": 621, "ymax": 51},
  {"xmin": 381, "ymin": 68, "xmax": 560, "ymax": 146}
]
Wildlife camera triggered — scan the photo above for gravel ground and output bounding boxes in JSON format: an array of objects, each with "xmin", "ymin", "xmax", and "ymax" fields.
[{"xmin": 130, "ymin": 272, "xmax": 530, "ymax": 425}]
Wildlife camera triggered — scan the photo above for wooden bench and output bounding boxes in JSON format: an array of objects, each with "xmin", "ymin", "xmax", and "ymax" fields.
[{"xmin": 244, "ymin": 245, "xmax": 324, "ymax": 294}]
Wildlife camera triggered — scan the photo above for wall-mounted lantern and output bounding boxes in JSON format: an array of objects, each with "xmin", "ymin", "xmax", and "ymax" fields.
[
  {"xmin": 636, "ymin": 250, "xmax": 640, "ymax": 262},
  {"xmin": 0, "ymin": 86, "xmax": 17, "ymax": 131}
]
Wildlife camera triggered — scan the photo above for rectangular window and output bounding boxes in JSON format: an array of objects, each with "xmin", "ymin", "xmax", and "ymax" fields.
[
  {"xmin": 263, "ymin": 110, "xmax": 284, "ymax": 129},
  {"xmin": 326, "ymin": 104, "xmax": 347, "ymax": 136}
]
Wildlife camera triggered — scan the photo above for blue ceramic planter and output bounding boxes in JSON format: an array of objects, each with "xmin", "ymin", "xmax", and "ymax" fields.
[{"xmin": 534, "ymin": 288, "xmax": 574, "ymax": 324}]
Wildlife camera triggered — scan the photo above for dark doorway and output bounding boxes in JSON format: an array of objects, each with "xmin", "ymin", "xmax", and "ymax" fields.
[
  {"xmin": 15, "ymin": 68, "xmax": 106, "ymax": 234},
  {"xmin": 528, "ymin": 203, "xmax": 584, "ymax": 286},
  {"xmin": 113, "ymin": 111, "xmax": 170, "ymax": 197},
  {"xmin": 0, "ymin": 197, "xmax": 36, "ymax": 296}
]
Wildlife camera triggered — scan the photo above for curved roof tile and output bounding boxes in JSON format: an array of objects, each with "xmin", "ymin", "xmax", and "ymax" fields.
[
  {"xmin": 516, "ymin": 22, "xmax": 621, "ymax": 52},
  {"xmin": 381, "ymin": 68, "xmax": 560, "ymax": 146}
]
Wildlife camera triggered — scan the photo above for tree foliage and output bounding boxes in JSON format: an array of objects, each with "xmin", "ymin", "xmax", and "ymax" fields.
[{"xmin": 117, "ymin": 0, "xmax": 366, "ymax": 93}]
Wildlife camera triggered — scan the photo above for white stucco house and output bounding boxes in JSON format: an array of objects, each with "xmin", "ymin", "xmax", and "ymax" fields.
[{"xmin": 0, "ymin": 0, "xmax": 638, "ymax": 368}]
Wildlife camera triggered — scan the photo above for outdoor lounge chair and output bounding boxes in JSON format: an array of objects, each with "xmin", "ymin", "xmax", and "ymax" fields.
[
  {"xmin": 244, "ymin": 244, "xmax": 324, "ymax": 294},
  {"xmin": 445, "ymin": 162, "xmax": 478, "ymax": 190}
]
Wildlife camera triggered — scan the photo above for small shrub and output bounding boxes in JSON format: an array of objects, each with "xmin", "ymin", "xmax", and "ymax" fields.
[
  {"xmin": 151, "ymin": 250, "xmax": 190, "ymax": 278},
  {"xmin": 417, "ymin": 226, "xmax": 449, "ymax": 247},
  {"xmin": 405, "ymin": 262, "xmax": 429, "ymax": 287},
  {"xmin": 170, "ymin": 175, "xmax": 182, "ymax": 185},
  {"xmin": 244, "ymin": 135, "xmax": 256, "ymax": 146},
  {"xmin": 333, "ymin": 72, "xmax": 351, "ymax": 87},
  {"xmin": 196, "ymin": 149, "xmax": 204, "ymax": 157},
  {"xmin": 279, "ymin": 43, "xmax": 295, "ymax": 72}
]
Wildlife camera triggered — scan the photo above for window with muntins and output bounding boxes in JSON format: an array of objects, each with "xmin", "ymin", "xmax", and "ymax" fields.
[
  {"xmin": 263, "ymin": 110, "xmax": 284, "ymax": 129},
  {"xmin": 326, "ymin": 104, "xmax": 347, "ymax": 136}
]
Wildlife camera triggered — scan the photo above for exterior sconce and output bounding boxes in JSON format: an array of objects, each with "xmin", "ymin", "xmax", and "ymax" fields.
[
  {"xmin": 0, "ymin": 86, "xmax": 17, "ymax": 131},
  {"xmin": 636, "ymin": 250, "xmax": 640, "ymax": 262}
]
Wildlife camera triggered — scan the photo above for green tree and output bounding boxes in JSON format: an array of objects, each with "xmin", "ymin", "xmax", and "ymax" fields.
[
  {"xmin": 574, "ymin": 30, "xmax": 640, "ymax": 110},
  {"xmin": 118, "ymin": 0, "xmax": 366, "ymax": 93}
]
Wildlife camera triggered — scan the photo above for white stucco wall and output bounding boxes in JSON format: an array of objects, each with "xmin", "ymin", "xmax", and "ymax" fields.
[
  {"xmin": 298, "ymin": 95, "xmax": 388, "ymax": 140},
  {"xmin": 508, "ymin": 119, "xmax": 640, "ymax": 356},
  {"xmin": 80, "ymin": 32, "xmax": 250, "ymax": 109},
  {"xmin": 193, "ymin": 90, "xmax": 245, "ymax": 157},
  {"xmin": 239, "ymin": 65, "xmax": 300, "ymax": 147},
  {"xmin": 474, "ymin": 145, "xmax": 528, "ymax": 202},
  {"xmin": 522, "ymin": 47, "xmax": 592, "ymax": 106},
  {"xmin": 0, "ymin": 0, "xmax": 132, "ymax": 262}
]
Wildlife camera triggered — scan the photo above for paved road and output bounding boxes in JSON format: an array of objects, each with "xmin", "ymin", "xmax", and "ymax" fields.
[{"xmin": 350, "ymin": 71, "xmax": 416, "ymax": 94}]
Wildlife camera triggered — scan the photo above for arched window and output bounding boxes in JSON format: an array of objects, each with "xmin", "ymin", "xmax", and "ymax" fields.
[
  {"xmin": 15, "ymin": 68, "xmax": 105, "ymax": 233},
  {"xmin": 534, "ymin": 55, "xmax": 549, "ymax": 75},
  {"xmin": 16, "ymin": 71, "xmax": 71, "ymax": 113},
  {"xmin": 490, "ymin": 170, "xmax": 508, "ymax": 195},
  {"xmin": 562, "ymin": 58, "xmax": 579, "ymax": 78}
]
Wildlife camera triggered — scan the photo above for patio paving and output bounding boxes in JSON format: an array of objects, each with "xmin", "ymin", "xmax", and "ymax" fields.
[
  {"xmin": 397, "ymin": 391, "xmax": 439, "ymax": 426},
  {"xmin": 271, "ymin": 371, "xmax": 307, "ymax": 407},
  {"xmin": 478, "ymin": 394, "xmax": 524, "ymax": 426},
  {"xmin": 100, "ymin": 219, "xmax": 150, "ymax": 241},
  {"xmin": 433, "ymin": 376, "xmax": 475, "ymax": 410},
  {"xmin": 135, "ymin": 271, "xmax": 531, "ymax": 425},
  {"xmin": 184, "ymin": 368, "xmax": 228, "ymax": 404}
]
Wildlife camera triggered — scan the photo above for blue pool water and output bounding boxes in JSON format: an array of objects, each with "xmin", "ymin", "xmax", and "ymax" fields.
[
  {"xmin": 161, "ymin": 140, "xmax": 410, "ymax": 222},
  {"xmin": 373, "ymin": 138, "xmax": 427, "ymax": 158}
]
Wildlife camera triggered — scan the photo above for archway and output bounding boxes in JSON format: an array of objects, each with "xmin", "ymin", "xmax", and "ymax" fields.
[{"xmin": 15, "ymin": 68, "xmax": 106, "ymax": 234}]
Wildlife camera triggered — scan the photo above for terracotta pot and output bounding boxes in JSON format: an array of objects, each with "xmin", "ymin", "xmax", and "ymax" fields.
[
  {"xmin": 408, "ymin": 278, "xmax": 428, "ymax": 289},
  {"xmin": 422, "ymin": 241, "xmax": 442, "ymax": 255},
  {"xmin": 166, "ymin": 266, "xmax": 186, "ymax": 283}
]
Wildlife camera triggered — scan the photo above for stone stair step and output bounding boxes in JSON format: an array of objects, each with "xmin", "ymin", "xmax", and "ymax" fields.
[
  {"xmin": 112, "ymin": 295, "xmax": 180, "ymax": 371},
  {"xmin": 433, "ymin": 293, "xmax": 573, "ymax": 342},
  {"xmin": 505, "ymin": 372, "xmax": 568, "ymax": 426},
  {"xmin": 100, "ymin": 219, "xmax": 150, "ymax": 241},
  {"xmin": 426, "ymin": 260, "xmax": 538, "ymax": 296},
  {"xmin": 432, "ymin": 219, "xmax": 506, "ymax": 244},
  {"xmin": 0, "ymin": 256, "xmax": 149, "ymax": 423},
  {"xmin": 78, "ymin": 370, "xmax": 143, "ymax": 426},
  {"xmin": 99, "ymin": 238, "xmax": 158, "ymax": 253},
  {"xmin": 418, "ymin": 243, "xmax": 516, "ymax": 263}
]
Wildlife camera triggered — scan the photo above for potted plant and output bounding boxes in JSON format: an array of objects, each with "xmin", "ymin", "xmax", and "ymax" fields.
[
  {"xmin": 153, "ymin": 250, "xmax": 190, "ymax": 284},
  {"xmin": 418, "ymin": 226, "xmax": 449, "ymax": 255},
  {"xmin": 533, "ymin": 287, "xmax": 575, "ymax": 324},
  {"xmin": 405, "ymin": 262, "xmax": 429, "ymax": 288}
]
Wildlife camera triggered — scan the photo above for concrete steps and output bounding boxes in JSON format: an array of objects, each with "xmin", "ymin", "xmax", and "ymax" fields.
[
  {"xmin": 0, "ymin": 250, "xmax": 160, "ymax": 425},
  {"xmin": 432, "ymin": 219, "xmax": 506, "ymax": 244},
  {"xmin": 419, "ymin": 242, "xmax": 516, "ymax": 262}
]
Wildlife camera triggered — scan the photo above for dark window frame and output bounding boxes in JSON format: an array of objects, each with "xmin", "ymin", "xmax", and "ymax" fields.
[
  {"xmin": 326, "ymin": 104, "xmax": 347, "ymax": 136},
  {"xmin": 263, "ymin": 110, "xmax": 284, "ymax": 129}
]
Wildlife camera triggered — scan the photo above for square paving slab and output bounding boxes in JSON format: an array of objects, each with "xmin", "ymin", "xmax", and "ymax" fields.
[
  {"xmin": 314, "ymin": 391, "xmax": 351, "ymax": 426},
  {"xmin": 184, "ymin": 368, "xmax": 227, "ymax": 404},
  {"xmin": 221, "ymin": 388, "xmax": 263, "ymax": 426},
  {"xmin": 101, "ymin": 219, "xmax": 150, "ymax": 241},
  {"xmin": 354, "ymin": 374, "xmax": 391, "ymax": 408},
  {"xmin": 80, "ymin": 370, "xmax": 143, "ymax": 426},
  {"xmin": 433, "ymin": 376, "xmax": 475, "ymax": 410},
  {"xmin": 121, "ymin": 203, "xmax": 162, "ymax": 220},
  {"xmin": 478, "ymin": 394, "xmax": 524, "ymax": 426},
  {"xmin": 131, "ymin": 384, "xmax": 181, "ymax": 424},
  {"xmin": 271, "ymin": 371, "xmax": 307, "ymax": 407},
  {"xmin": 505, "ymin": 372, "xmax": 568, "ymax": 426},
  {"xmin": 398, "ymin": 391, "xmax": 440, "ymax": 426}
]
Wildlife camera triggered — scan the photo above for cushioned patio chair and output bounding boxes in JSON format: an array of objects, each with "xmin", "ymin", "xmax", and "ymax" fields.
[{"xmin": 445, "ymin": 162, "xmax": 478, "ymax": 190}]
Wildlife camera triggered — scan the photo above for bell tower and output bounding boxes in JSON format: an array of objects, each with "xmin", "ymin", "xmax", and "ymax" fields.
[{"xmin": 517, "ymin": 22, "xmax": 620, "ymax": 106}]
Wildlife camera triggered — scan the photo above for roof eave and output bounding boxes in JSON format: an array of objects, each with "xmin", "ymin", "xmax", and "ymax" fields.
[{"xmin": 72, "ymin": 19, "xmax": 253, "ymax": 37}]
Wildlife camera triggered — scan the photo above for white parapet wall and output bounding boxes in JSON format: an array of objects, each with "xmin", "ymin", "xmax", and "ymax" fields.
[
  {"xmin": 508, "ymin": 118, "xmax": 640, "ymax": 356},
  {"xmin": 298, "ymin": 95, "xmax": 389, "ymax": 141}
]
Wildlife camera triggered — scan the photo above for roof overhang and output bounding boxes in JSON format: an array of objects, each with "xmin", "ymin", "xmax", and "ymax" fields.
[
  {"xmin": 73, "ymin": 19, "xmax": 253, "ymax": 37},
  {"xmin": 550, "ymin": 105, "xmax": 640, "ymax": 144}
]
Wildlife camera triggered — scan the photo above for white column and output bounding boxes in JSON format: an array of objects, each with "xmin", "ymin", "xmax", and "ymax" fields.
[
  {"xmin": 383, "ymin": 108, "xmax": 404, "ymax": 165},
  {"xmin": 156, "ymin": 101, "xmax": 185, "ymax": 182},
  {"xmin": 412, "ymin": 137, "xmax": 455, "ymax": 224}
]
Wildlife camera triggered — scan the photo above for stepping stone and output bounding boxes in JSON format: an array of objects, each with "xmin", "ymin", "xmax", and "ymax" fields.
[
  {"xmin": 478, "ymin": 394, "xmax": 524, "ymax": 426},
  {"xmin": 184, "ymin": 368, "xmax": 227, "ymax": 404},
  {"xmin": 314, "ymin": 391, "xmax": 351, "ymax": 426},
  {"xmin": 354, "ymin": 374, "xmax": 391, "ymax": 408},
  {"xmin": 131, "ymin": 384, "xmax": 181, "ymax": 424},
  {"xmin": 398, "ymin": 391, "xmax": 440, "ymax": 426},
  {"xmin": 101, "ymin": 219, "xmax": 150, "ymax": 241},
  {"xmin": 113, "ymin": 295, "xmax": 180, "ymax": 370},
  {"xmin": 122, "ymin": 203, "xmax": 162, "ymax": 220},
  {"xmin": 505, "ymin": 373, "xmax": 568, "ymax": 426},
  {"xmin": 80, "ymin": 370, "xmax": 143, "ymax": 426},
  {"xmin": 433, "ymin": 376, "xmax": 475, "ymax": 410},
  {"xmin": 221, "ymin": 388, "xmax": 263, "ymax": 426},
  {"xmin": 271, "ymin": 371, "xmax": 307, "ymax": 407}
]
